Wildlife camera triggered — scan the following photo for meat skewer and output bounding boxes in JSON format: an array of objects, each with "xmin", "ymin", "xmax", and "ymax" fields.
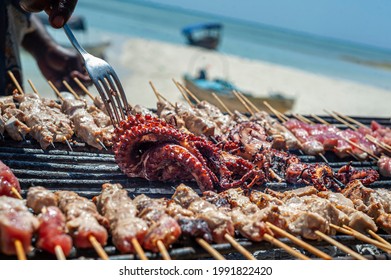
[
  {"xmin": 132, "ymin": 194, "xmax": 182, "ymax": 259},
  {"xmin": 55, "ymin": 190, "xmax": 109, "ymax": 259},
  {"xmin": 26, "ymin": 187, "xmax": 72, "ymax": 259},
  {"xmin": 48, "ymin": 82, "xmax": 108, "ymax": 150},
  {"xmin": 0, "ymin": 196, "xmax": 39, "ymax": 259},
  {"xmin": 93, "ymin": 183, "xmax": 148, "ymax": 259}
]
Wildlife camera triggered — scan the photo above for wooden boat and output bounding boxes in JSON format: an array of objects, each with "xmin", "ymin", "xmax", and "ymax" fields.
[
  {"xmin": 181, "ymin": 23, "xmax": 222, "ymax": 50},
  {"xmin": 183, "ymin": 74, "xmax": 295, "ymax": 113}
]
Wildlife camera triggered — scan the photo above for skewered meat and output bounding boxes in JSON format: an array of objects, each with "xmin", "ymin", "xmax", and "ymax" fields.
[
  {"xmin": 216, "ymin": 188, "xmax": 283, "ymax": 241},
  {"xmin": 250, "ymin": 111, "xmax": 300, "ymax": 150},
  {"xmin": 0, "ymin": 161, "xmax": 21, "ymax": 198},
  {"xmin": 166, "ymin": 200, "xmax": 213, "ymax": 243},
  {"xmin": 36, "ymin": 206, "xmax": 73, "ymax": 256},
  {"xmin": 175, "ymin": 102, "xmax": 216, "ymax": 137},
  {"xmin": 156, "ymin": 99, "xmax": 187, "ymax": 131},
  {"xmin": 317, "ymin": 191, "xmax": 377, "ymax": 233},
  {"xmin": 195, "ymin": 100, "xmax": 235, "ymax": 135},
  {"xmin": 172, "ymin": 184, "xmax": 234, "ymax": 243},
  {"xmin": 61, "ymin": 99, "xmax": 104, "ymax": 149},
  {"xmin": 93, "ymin": 183, "xmax": 148, "ymax": 253},
  {"xmin": 378, "ymin": 155, "xmax": 391, "ymax": 178},
  {"xmin": 132, "ymin": 194, "xmax": 181, "ymax": 252},
  {"xmin": 0, "ymin": 196, "xmax": 39, "ymax": 255},
  {"xmin": 130, "ymin": 104, "xmax": 157, "ymax": 118},
  {"xmin": 1, "ymin": 108, "xmax": 30, "ymax": 141},
  {"xmin": 342, "ymin": 180, "xmax": 391, "ymax": 233},
  {"xmin": 56, "ymin": 191, "xmax": 108, "ymax": 248},
  {"xmin": 15, "ymin": 92, "xmax": 74, "ymax": 148},
  {"xmin": 26, "ymin": 186, "xmax": 58, "ymax": 214}
]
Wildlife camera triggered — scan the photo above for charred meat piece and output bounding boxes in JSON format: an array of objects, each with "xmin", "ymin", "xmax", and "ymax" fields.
[{"xmin": 172, "ymin": 184, "xmax": 234, "ymax": 243}]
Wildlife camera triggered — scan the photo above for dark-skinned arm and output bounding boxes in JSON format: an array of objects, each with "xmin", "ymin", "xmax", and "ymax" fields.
[
  {"xmin": 20, "ymin": 0, "xmax": 78, "ymax": 28},
  {"xmin": 21, "ymin": 14, "xmax": 90, "ymax": 92}
]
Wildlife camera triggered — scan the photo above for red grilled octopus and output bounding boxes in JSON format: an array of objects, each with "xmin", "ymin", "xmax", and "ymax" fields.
[{"xmin": 112, "ymin": 114, "xmax": 265, "ymax": 192}]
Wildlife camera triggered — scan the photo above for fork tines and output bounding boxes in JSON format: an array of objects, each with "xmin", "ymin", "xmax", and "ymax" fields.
[{"xmin": 93, "ymin": 75, "xmax": 131, "ymax": 126}]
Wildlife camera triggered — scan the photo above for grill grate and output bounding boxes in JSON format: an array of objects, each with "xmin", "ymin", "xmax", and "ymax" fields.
[{"xmin": 0, "ymin": 114, "xmax": 390, "ymax": 259}]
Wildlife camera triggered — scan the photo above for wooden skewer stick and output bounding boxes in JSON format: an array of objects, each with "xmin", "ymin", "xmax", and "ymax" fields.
[
  {"xmin": 339, "ymin": 136, "xmax": 379, "ymax": 161},
  {"xmin": 212, "ymin": 92, "xmax": 233, "ymax": 116},
  {"xmin": 62, "ymin": 80, "xmax": 81, "ymax": 100},
  {"xmin": 342, "ymin": 225, "xmax": 391, "ymax": 252},
  {"xmin": 367, "ymin": 229, "xmax": 391, "ymax": 248},
  {"xmin": 173, "ymin": 80, "xmax": 194, "ymax": 107},
  {"xmin": 334, "ymin": 112, "xmax": 368, "ymax": 129},
  {"xmin": 224, "ymin": 234, "xmax": 256, "ymax": 260},
  {"xmin": 366, "ymin": 135, "xmax": 391, "ymax": 154},
  {"xmin": 236, "ymin": 91, "xmax": 260, "ymax": 113},
  {"xmin": 11, "ymin": 187, "xmax": 23, "ymax": 200},
  {"xmin": 14, "ymin": 240, "xmax": 27, "ymax": 260},
  {"xmin": 263, "ymin": 101, "xmax": 288, "ymax": 123},
  {"xmin": 266, "ymin": 222, "xmax": 332, "ymax": 260},
  {"xmin": 54, "ymin": 245, "xmax": 66, "ymax": 260},
  {"xmin": 175, "ymin": 80, "xmax": 201, "ymax": 104},
  {"xmin": 7, "ymin": 71, "xmax": 24, "ymax": 95},
  {"xmin": 332, "ymin": 112, "xmax": 391, "ymax": 155},
  {"xmin": 48, "ymin": 80, "xmax": 64, "ymax": 101},
  {"xmin": 330, "ymin": 224, "xmax": 391, "ymax": 253},
  {"xmin": 148, "ymin": 81, "xmax": 175, "ymax": 107},
  {"xmin": 324, "ymin": 110, "xmax": 357, "ymax": 131},
  {"xmin": 27, "ymin": 79, "xmax": 39, "ymax": 95},
  {"xmin": 196, "ymin": 237, "xmax": 226, "ymax": 260},
  {"xmin": 88, "ymin": 235, "xmax": 109, "ymax": 260},
  {"xmin": 233, "ymin": 90, "xmax": 254, "ymax": 115},
  {"xmin": 314, "ymin": 230, "xmax": 366, "ymax": 260},
  {"xmin": 157, "ymin": 240, "xmax": 171, "ymax": 260},
  {"xmin": 293, "ymin": 113, "xmax": 315, "ymax": 125},
  {"xmin": 73, "ymin": 77, "xmax": 95, "ymax": 101},
  {"xmin": 263, "ymin": 233, "xmax": 310, "ymax": 260},
  {"xmin": 310, "ymin": 114, "xmax": 330, "ymax": 126},
  {"xmin": 131, "ymin": 238, "xmax": 148, "ymax": 260}
]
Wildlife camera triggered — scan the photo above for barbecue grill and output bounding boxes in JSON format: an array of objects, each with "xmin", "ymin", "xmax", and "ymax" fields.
[{"xmin": 1, "ymin": 114, "xmax": 391, "ymax": 260}]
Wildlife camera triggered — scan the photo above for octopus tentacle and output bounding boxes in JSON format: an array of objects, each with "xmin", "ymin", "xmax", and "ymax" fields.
[{"xmin": 142, "ymin": 144, "xmax": 215, "ymax": 191}]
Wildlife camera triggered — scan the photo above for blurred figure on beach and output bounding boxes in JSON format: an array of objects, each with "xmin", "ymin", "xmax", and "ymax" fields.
[{"xmin": 0, "ymin": 0, "xmax": 89, "ymax": 96}]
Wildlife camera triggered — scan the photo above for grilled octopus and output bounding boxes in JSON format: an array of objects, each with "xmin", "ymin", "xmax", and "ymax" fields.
[{"xmin": 112, "ymin": 114, "xmax": 265, "ymax": 192}]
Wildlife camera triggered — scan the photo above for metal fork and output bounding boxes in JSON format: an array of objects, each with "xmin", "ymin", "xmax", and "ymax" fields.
[{"xmin": 63, "ymin": 24, "xmax": 130, "ymax": 126}]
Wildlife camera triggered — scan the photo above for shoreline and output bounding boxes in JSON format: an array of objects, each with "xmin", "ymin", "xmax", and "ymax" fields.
[{"xmin": 21, "ymin": 36, "xmax": 391, "ymax": 118}]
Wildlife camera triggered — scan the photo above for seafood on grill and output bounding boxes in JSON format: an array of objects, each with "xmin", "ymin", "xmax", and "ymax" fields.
[{"xmin": 112, "ymin": 113, "xmax": 265, "ymax": 192}]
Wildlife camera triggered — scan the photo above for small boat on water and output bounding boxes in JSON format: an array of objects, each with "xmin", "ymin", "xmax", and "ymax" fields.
[
  {"xmin": 181, "ymin": 23, "xmax": 223, "ymax": 50},
  {"xmin": 183, "ymin": 74, "xmax": 295, "ymax": 113}
]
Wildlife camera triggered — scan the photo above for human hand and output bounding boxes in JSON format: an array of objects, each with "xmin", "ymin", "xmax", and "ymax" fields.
[
  {"xmin": 36, "ymin": 44, "xmax": 91, "ymax": 93},
  {"xmin": 20, "ymin": 0, "xmax": 78, "ymax": 28}
]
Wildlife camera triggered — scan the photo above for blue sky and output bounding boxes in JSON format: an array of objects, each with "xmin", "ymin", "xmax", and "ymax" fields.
[{"xmin": 140, "ymin": 0, "xmax": 391, "ymax": 50}]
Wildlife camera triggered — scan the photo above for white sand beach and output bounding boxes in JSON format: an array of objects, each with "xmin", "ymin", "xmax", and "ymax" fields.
[{"xmin": 22, "ymin": 37, "xmax": 391, "ymax": 118}]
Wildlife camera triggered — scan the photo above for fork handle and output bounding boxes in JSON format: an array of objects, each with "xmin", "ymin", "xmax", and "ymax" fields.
[{"xmin": 63, "ymin": 24, "xmax": 88, "ymax": 60}]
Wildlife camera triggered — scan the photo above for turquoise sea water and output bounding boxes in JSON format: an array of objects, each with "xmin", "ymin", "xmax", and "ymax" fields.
[{"xmin": 74, "ymin": 0, "xmax": 391, "ymax": 90}]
